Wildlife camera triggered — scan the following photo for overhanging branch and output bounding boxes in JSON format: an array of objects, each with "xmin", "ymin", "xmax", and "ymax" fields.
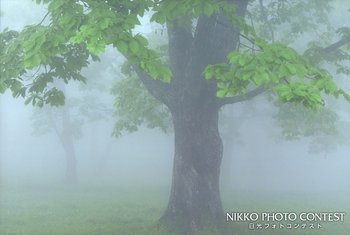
[
  {"xmin": 131, "ymin": 64, "xmax": 171, "ymax": 106},
  {"xmin": 37, "ymin": 12, "xmax": 50, "ymax": 26},
  {"xmin": 118, "ymin": 48, "xmax": 172, "ymax": 106},
  {"xmin": 322, "ymin": 35, "xmax": 350, "ymax": 53},
  {"xmin": 218, "ymin": 85, "xmax": 267, "ymax": 106}
]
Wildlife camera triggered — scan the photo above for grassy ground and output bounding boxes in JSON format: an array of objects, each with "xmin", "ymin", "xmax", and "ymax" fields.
[
  {"xmin": 0, "ymin": 183, "xmax": 349, "ymax": 235},
  {"xmin": 222, "ymin": 189, "xmax": 350, "ymax": 235},
  {"xmin": 0, "ymin": 183, "xmax": 168, "ymax": 235}
]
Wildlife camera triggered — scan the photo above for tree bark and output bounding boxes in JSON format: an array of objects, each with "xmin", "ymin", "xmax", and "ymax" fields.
[
  {"xmin": 135, "ymin": 1, "xmax": 250, "ymax": 233},
  {"xmin": 160, "ymin": 102, "xmax": 224, "ymax": 234},
  {"xmin": 221, "ymin": 137, "xmax": 235, "ymax": 188},
  {"xmin": 0, "ymin": 97, "xmax": 3, "ymax": 189}
]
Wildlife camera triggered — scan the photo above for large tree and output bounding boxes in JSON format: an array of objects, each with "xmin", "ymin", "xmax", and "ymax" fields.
[{"xmin": 1, "ymin": 0, "xmax": 350, "ymax": 234}]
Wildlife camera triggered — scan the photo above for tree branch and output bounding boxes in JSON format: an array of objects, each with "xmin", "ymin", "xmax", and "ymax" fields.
[
  {"xmin": 118, "ymin": 47, "xmax": 172, "ymax": 106},
  {"xmin": 37, "ymin": 12, "xmax": 50, "ymax": 26},
  {"xmin": 218, "ymin": 86, "xmax": 267, "ymax": 106},
  {"xmin": 131, "ymin": 64, "xmax": 172, "ymax": 106},
  {"xmin": 322, "ymin": 35, "xmax": 350, "ymax": 53}
]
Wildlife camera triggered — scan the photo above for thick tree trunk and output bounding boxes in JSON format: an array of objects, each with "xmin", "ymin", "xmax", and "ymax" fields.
[
  {"xmin": 221, "ymin": 138, "xmax": 235, "ymax": 188},
  {"xmin": 136, "ymin": 1, "xmax": 249, "ymax": 233},
  {"xmin": 0, "ymin": 97, "xmax": 3, "ymax": 189},
  {"xmin": 160, "ymin": 104, "xmax": 225, "ymax": 234}
]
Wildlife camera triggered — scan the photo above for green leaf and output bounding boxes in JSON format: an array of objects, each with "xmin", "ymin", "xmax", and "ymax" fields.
[
  {"xmin": 134, "ymin": 34, "xmax": 148, "ymax": 47},
  {"xmin": 159, "ymin": 66, "xmax": 172, "ymax": 83},
  {"xmin": 286, "ymin": 63, "xmax": 297, "ymax": 74},
  {"xmin": 129, "ymin": 39, "xmax": 140, "ymax": 54},
  {"xmin": 146, "ymin": 62, "xmax": 159, "ymax": 79},
  {"xmin": 48, "ymin": 0, "xmax": 66, "ymax": 12},
  {"xmin": 115, "ymin": 40, "xmax": 128, "ymax": 54},
  {"xmin": 203, "ymin": 3, "xmax": 215, "ymax": 16},
  {"xmin": 216, "ymin": 90, "xmax": 226, "ymax": 98},
  {"xmin": 24, "ymin": 97, "xmax": 33, "ymax": 105},
  {"xmin": 203, "ymin": 65, "xmax": 215, "ymax": 80},
  {"xmin": 238, "ymin": 56, "xmax": 246, "ymax": 66},
  {"xmin": 24, "ymin": 54, "xmax": 42, "ymax": 68},
  {"xmin": 150, "ymin": 12, "xmax": 167, "ymax": 24},
  {"xmin": 87, "ymin": 39, "xmax": 106, "ymax": 54},
  {"xmin": 260, "ymin": 71, "xmax": 269, "ymax": 82},
  {"xmin": 10, "ymin": 80, "xmax": 23, "ymax": 97},
  {"xmin": 0, "ymin": 82, "xmax": 6, "ymax": 93},
  {"xmin": 217, "ymin": 82, "xmax": 226, "ymax": 90}
]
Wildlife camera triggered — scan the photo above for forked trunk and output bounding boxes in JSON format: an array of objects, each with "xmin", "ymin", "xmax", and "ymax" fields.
[{"xmin": 143, "ymin": 2, "xmax": 249, "ymax": 233}]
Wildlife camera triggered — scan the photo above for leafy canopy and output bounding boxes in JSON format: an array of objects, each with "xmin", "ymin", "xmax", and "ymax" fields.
[{"xmin": 1, "ymin": 0, "xmax": 350, "ymax": 121}]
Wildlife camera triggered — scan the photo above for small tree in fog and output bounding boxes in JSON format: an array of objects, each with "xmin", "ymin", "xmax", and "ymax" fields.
[
  {"xmin": 30, "ymin": 61, "xmax": 114, "ymax": 183},
  {"xmin": 1, "ymin": 0, "xmax": 350, "ymax": 234},
  {"xmin": 31, "ymin": 91, "xmax": 82, "ymax": 183}
]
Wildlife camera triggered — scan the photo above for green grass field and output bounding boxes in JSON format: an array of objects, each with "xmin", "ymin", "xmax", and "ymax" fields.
[{"xmin": 1, "ymin": 183, "xmax": 349, "ymax": 235}]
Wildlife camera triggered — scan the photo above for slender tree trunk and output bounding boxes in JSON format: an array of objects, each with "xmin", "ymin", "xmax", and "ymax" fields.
[
  {"xmin": 61, "ymin": 135, "xmax": 77, "ymax": 184},
  {"xmin": 160, "ymin": 103, "xmax": 225, "ymax": 234},
  {"xmin": 60, "ymin": 101, "xmax": 78, "ymax": 184},
  {"xmin": 51, "ymin": 82, "xmax": 78, "ymax": 184},
  {"xmin": 48, "ymin": 99, "xmax": 78, "ymax": 184}
]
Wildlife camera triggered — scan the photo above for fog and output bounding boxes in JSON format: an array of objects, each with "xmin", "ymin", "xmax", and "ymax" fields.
[
  {"xmin": 1, "ymin": 0, "xmax": 350, "ymax": 235},
  {"xmin": 2, "ymin": 85, "xmax": 350, "ymax": 192},
  {"xmin": 221, "ymin": 101, "xmax": 350, "ymax": 194}
]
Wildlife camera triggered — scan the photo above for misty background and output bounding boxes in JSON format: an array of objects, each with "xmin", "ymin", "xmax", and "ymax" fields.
[{"xmin": 1, "ymin": 0, "xmax": 350, "ymax": 196}]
